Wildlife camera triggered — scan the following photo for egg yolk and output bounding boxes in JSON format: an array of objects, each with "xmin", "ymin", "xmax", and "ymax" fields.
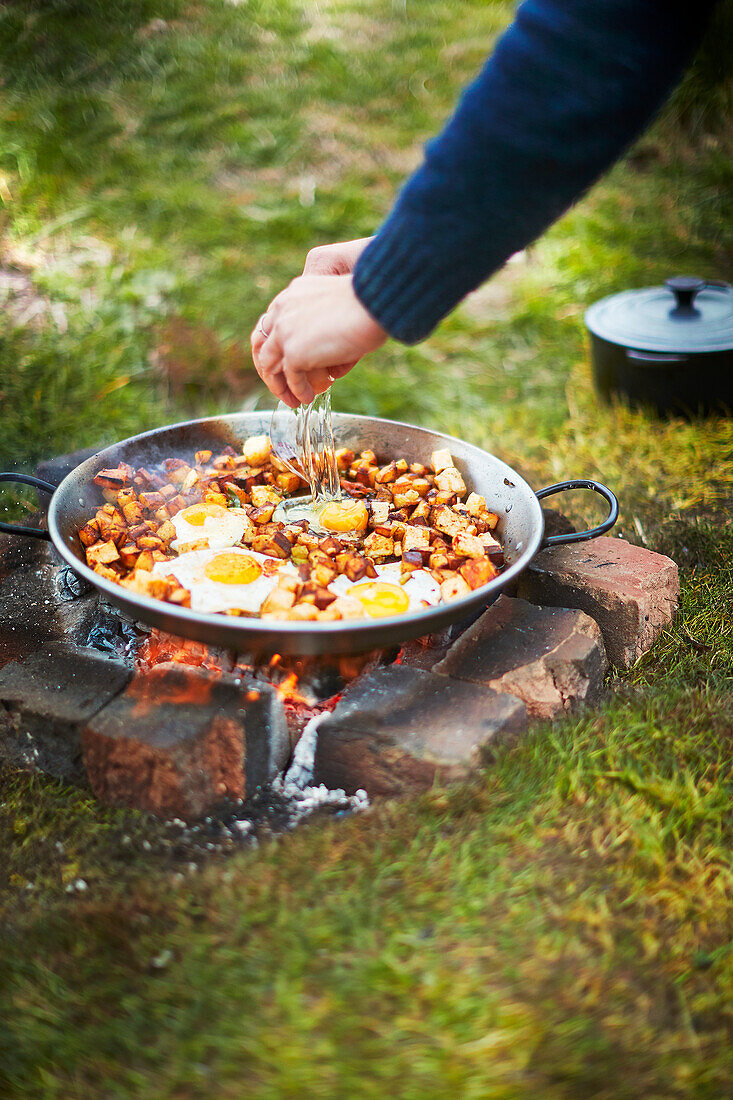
[
  {"xmin": 349, "ymin": 582, "xmax": 410, "ymax": 618},
  {"xmin": 203, "ymin": 552, "xmax": 262, "ymax": 585},
  {"xmin": 179, "ymin": 503, "xmax": 230, "ymax": 527},
  {"xmin": 320, "ymin": 499, "xmax": 368, "ymax": 533}
]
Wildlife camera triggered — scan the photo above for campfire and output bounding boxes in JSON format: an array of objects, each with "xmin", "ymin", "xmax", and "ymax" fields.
[
  {"xmin": 0, "ymin": 447, "xmax": 680, "ymax": 824},
  {"xmin": 134, "ymin": 623, "xmax": 394, "ymax": 741}
]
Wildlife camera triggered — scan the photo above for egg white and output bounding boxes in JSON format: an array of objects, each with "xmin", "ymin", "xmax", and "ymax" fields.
[
  {"xmin": 170, "ymin": 506, "xmax": 250, "ymax": 552},
  {"xmin": 152, "ymin": 547, "xmax": 298, "ymax": 614},
  {"xmin": 329, "ymin": 561, "xmax": 442, "ymax": 616}
]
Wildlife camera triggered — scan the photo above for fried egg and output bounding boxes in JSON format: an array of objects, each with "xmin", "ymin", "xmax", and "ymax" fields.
[
  {"xmin": 170, "ymin": 503, "xmax": 250, "ymax": 551},
  {"xmin": 329, "ymin": 561, "xmax": 442, "ymax": 618},
  {"xmin": 272, "ymin": 495, "xmax": 368, "ymax": 536},
  {"xmin": 152, "ymin": 547, "xmax": 297, "ymax": 614}
]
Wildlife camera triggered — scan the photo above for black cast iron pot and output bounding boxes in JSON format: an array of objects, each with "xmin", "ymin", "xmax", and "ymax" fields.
[{"xmin": 586, "ymin": 276, "xmax": 733, "ymax": 417}]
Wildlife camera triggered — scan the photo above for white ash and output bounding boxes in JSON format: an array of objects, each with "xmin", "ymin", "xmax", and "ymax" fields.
[{"xmin": 273, "ymin": 713, "xmax": 369, "ymax": 826}]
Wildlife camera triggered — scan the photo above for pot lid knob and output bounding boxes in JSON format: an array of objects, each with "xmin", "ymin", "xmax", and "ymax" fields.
[{"xmin": 665, "ymin": 275, "xmax": 705, "ymax": 315}]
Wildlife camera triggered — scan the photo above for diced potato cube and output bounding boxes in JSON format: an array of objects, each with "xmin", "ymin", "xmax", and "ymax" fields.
[
  {"xmin": 250, "ymin": 484, "xmax": 283, "ymax": 508},
  {"xmin": 466, "ymin": 492, "xmax": 486, "ymax": 516},
  {"xmin": 459, "ymin": 557, "xmax": 497, "ymax": 590},
  {"xmin": 86, "ymin": 540, "xmax": 120, "ymax": 566},
  {"xmin": 136, "ymin": 549, "xmax": 155, "ymax": 573},
  {"xmin": 78, "ymin": 522, "xmax": 100, "ymax": 548},
  {"xmin": 276, "ymin": 471, "xmax": 303, "ymax": 494},
  {"xmin": 156, "ymin": 520, "xmax": 176, "ymax": 543},
  {"xmin": 118, "ymin": 544, "xmax": 140, "ymax": 569}
]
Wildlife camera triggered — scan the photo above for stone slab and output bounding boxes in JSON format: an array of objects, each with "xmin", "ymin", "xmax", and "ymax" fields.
[
  {"xmin": 0, "ymin": 643, "xmax": 131, "ymax": 783},
  {"xmin": 516, "ymin": 536, "xmax": 679, "ymax": 669},
  {"xmin": 433, "ymin": 594, "xmax": 606, "ymax": 719},
  {"xmin": 82, "ymin": 662, "xmax": 289, "ymax": 819},
  {"xmin": 0, "ymin": 513, "xmax": 55, "ymax": 582},
  {"xmin": 313, "ymin": 665, "xmax": 526, "ymax": 797},
  {"xmin": 0, "ymin": 562, "xmax": 101, "ymax": 668}
]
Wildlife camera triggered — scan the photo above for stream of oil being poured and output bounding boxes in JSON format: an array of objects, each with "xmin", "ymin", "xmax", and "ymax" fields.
[{"xmin": 271, "ymin": 393, "xmax": 366, "ymax": 535}]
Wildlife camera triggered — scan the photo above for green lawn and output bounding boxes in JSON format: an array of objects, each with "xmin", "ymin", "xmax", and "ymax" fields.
[{"xmin": 1, "ymin": 1, "xmax": 733, "ymax": 1096}]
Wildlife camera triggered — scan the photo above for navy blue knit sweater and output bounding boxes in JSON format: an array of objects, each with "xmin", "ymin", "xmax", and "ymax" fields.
[{"xmin": 353, "ymin": 0, "xmax": 717, "ymax": 343}]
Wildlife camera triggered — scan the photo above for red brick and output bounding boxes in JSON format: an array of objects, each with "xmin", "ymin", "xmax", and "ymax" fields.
[
  {"xmin": 433, "ymin": 595, "xmax": 606, "ymax": 719},
  {"xmin": 516, "ymin": 536, "xmax": 678, "ymax": 669},
  {"xmin": 313, "ymin": 665, "xmax": 526, "ymax": 797},
  {"xmin": 82, "ymin": 663, "xmax": 289, "ymax": 819}
]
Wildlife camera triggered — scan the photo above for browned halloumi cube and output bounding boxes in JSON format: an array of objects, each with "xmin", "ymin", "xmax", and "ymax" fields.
[
  {"xmin": 369, "ymin": 500, "xmax": 391, "ymax": 526},
  {"xmin": 430, "ymin": 448, "xmax": 453, "ymax": 474},
  {"xmin": 364, "ymin": 531, "xmax": 394, "ymax": 559},
  {"xmin": 393, "ymin": 489, "xmax": 421, "ymax": 509},
  {"xmin": 93, "ymin": 563, "xmax": 121, "ymax": 581},
  {"xmin": 242, "ymin": 434, "xmax": 272, "ymax": 467},
  {"xmin": 452, "ymin": 531, "xmax": 485, "ymax": 559},
  {"xmin": 402, "ymin": 525, "xmax": 430, "ymax": 553},
  {"xmin": 435, "ymin": 467, "xmax": 467, "ymax": 496},
  {"xmin": 440, "ymin": 574, "xmax": 472, "ymax": 602},
  {"xmin": 432, "ymin": 505, "xmax": 469, "ymax": 539},
  {"xmin": 260, "ymin": 584, "xmax": 298, "ymax": 615},
  {"xmin": 330, "ymin": 594, "xmax": 365, "ymax": 620}
]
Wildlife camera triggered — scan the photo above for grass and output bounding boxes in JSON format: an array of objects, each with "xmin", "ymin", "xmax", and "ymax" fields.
[{"xmin": 1, "ymin": 0, "xmax": 733, "ymax": 1095}]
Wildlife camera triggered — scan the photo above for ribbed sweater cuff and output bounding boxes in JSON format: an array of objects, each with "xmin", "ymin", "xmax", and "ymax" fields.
[{"xmin": 353, "ymin": 209, "xmax": 497, "ymax": 345}]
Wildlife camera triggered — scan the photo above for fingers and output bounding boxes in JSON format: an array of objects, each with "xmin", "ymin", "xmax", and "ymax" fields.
[{"xmin": 328, "ymin": 362, "xmax": 356, "ymax": 381}]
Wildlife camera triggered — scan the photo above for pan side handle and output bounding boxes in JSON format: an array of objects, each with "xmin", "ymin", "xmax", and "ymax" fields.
[
  {"xmin": 0, "ymin": 473, "xmax": 57, "ymax": 541},
  {"xmin": 535, "ymin": 480, "xmax": 618, "ymax": 547}
]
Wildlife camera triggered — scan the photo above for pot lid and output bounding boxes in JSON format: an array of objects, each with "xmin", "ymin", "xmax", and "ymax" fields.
[{"xmin": 585, "ymin": 276, "xmax": 733, "ymax": 353}]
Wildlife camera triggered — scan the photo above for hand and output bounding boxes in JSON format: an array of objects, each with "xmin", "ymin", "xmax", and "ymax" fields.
[
  {"xmin": 251, "ymin": 274, "xmax": 387, "ymax": 408},
  {"xmin": 302, "ymin": 237, "xmax": 374, "ymax": 276}
]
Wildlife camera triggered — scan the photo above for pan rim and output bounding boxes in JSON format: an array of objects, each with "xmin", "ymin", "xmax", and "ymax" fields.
[{"xmin": 47, "ymin": 412, "xmax": 544, "ymax": 647}]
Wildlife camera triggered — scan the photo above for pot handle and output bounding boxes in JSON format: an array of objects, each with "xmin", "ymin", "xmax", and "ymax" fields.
[
  {"xmin": 536, "ymin": 480, "xmax": 618, "ymax": 547},
  {"xmin": 0, "ymin": 473, "xmax": 57, "ymax": 541}
]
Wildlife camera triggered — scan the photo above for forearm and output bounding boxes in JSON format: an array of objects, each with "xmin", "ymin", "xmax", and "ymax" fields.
[{"xmin": 354, "ymin": 0, "xmax": 718, "ymax": 343}]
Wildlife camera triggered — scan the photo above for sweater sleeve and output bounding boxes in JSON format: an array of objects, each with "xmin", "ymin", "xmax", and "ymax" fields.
[{"xmin": 353, "ymin": 0, "xmax": 717, "ymax": 344}]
